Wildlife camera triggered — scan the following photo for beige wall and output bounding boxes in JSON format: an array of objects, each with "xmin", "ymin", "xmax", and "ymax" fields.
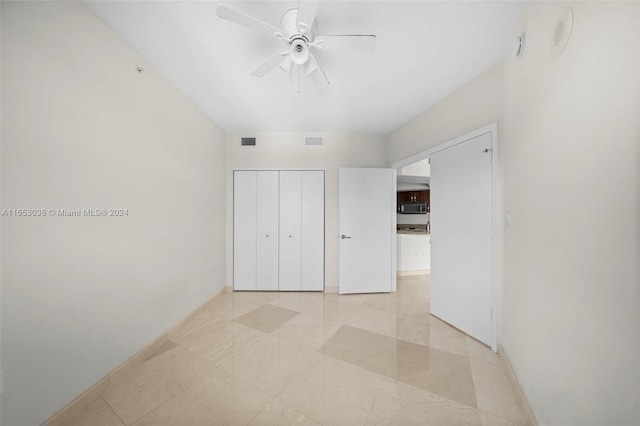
[
  {"xmin": 385, "ymin": 2, "xmax": 639, "ymax": 424},
  {"xmin": 225, "ymin": 133, "xmax": 387, "ymax": 291},
  {"xmin": 387, "ymin": 63, "xmax": 504, "ymax": 165},
  {"xmin": 1, "ymin": 2, "xmax": 226, "ymax": 425},
  {"xmin": 502, "ymin": 2, "xmax": 638, "ymax": 425}
]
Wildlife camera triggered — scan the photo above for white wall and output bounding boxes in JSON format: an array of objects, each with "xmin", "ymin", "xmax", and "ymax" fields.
[
  {"xmin": 387, "ymin": 62, "xmax": 504, "ymax": 165},
  {"xmin": 399, "ymin": 159, "xmax": 430, "ymax": 177},
  {"xmin": 1, "ymin": 2, "xmax": 226, "ymax": 425},
  {"xmin": 386, "ymin": 58, "xmax": 505, "ymax": 342},
  {"xmin": 502, "ymin": 2, "xmax": 639, "ymax": 425},
  {"xmin": 225, "ymin": 133, "xmax": 387, "ymax": 290}
]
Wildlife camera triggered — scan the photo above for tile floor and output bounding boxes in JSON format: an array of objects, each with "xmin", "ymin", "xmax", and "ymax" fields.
[{"xmin": 56, "ymin": 274, "xmax": 532, "ymax": 425}]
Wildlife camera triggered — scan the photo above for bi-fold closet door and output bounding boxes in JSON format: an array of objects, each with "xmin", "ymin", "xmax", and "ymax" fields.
[{"xmin": 233, "ymin": 170, "xmax": 324, "ymax": 291}]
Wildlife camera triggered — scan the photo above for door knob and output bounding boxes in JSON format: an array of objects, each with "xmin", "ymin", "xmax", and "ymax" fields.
[{"xmin": 341, "ymin": 235, "xmax": 351, "ymax": 239}]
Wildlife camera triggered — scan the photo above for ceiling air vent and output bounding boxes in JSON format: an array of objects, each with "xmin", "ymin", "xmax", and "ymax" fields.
[
  {"xmin": 241, "ymin": 137, "xmax": 256, "ymax": 146},
  {"xmin": 305, "ymin": 137, "xmax": 323, "ymax": 147}
]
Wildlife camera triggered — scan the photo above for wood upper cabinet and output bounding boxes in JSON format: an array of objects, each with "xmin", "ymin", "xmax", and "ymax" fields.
[{"xmin": 397, "ymin": 190, "xmax": 430, "ymax": 212}]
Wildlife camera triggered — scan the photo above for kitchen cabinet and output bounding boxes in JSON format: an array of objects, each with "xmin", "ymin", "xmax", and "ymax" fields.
[
  {"xmin": 397, "ymin": 190, "xmax": 430, "ymax": 213},
  {"xmin": 234, "ymin": 170, "xmax": 324, "ymax": 291},
  {"xmin": 397, "ymin": 233, "xmax": 430, "ymax": 273}
]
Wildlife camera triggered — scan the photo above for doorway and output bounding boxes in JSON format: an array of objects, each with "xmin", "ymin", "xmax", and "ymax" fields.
[
  {"xmin": 391, "ymin": 123, "xmax": 499, "ymax": 351},
  {"xmin": 396, "ymin": 159, "xmax": 431, "ymax": 277}
]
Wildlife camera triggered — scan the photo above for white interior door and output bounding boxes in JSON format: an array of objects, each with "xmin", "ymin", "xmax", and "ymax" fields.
[
  {"xmin": 339, "ymin": 167, "xmax": 394, "ymax": 294},
  {"xmin": 279, "ymin": 171, "xmax": 302, "ymax": 291},
  {"xmin": 301, "ymin": 171, "xmax": 324, "ymax": 291},
  {"xmin": 233, "ymin": 171, "xmax": 257, "ymax": 290},
  {"xmin": 430, "ymin": 132, "xmax": 494, "ymax": 346},
  {"xmin": 256, "ymin": 171, "xmax": 279, "ymax": 291}
]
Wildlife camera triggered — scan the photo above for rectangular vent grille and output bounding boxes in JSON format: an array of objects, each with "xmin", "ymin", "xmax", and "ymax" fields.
[
  {"xmin": 305, "ymin": 137, "xmax": 323, "ymax": 147},
  {"xmin": 241, "ymin": 137, "xmax": 256, "ymax": 146}
]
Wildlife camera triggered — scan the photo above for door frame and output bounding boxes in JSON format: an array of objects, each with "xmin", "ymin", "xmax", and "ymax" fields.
[{"xmin": 391, "ymin": 123, "xmax": 500, "ymax": 352}]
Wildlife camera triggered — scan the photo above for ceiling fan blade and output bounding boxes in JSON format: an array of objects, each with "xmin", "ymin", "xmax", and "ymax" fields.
[
  {"xmin": 279, "ymin": 56, "xmax": 293, "ymax": 76},
  {"xmin": 305, "ymin": 54, "xmax": 329, "ymax": 91},
  {"xmin": 217, "ymin": 6, "xmax": 282, "ymax": 37},
  {"xmin": 296, "ymin": 0, "xmax": 319, "ymax": 34},
  {"xmin": 251, "ymin": 51, "xmax": 289, "ymax": 78},
  {"xmin": 314, "ymin": 35, "xmax": 377, "ymax": 52}
]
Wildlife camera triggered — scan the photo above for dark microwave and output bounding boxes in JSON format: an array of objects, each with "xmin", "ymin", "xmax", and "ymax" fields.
[{"xmin": 400, "ymin": 201, "xmax": 427, "ymax": 214}]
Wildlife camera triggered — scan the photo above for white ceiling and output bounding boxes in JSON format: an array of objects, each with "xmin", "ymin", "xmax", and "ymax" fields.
[{"xmin": 88, "ymin": 1, "xmax": 523, "ymax": 135}]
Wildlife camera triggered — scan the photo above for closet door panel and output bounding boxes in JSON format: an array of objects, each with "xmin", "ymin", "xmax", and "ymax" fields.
[
  {"xmin": 233, "ymin": 171, "xmax": 257, "ymax": 290},
  {"xmin": 256, "ymin": 171, "xmax": 279, "ymax": 290},
  {"xmin": 301, "ymin": 171, "xmax": 325, "ymax": 291},
  {"xmin": 279, "ymin": 171, "xmax": 302, "ymax": 291}
]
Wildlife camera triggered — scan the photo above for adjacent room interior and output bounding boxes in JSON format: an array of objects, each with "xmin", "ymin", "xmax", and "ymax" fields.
[{"xmin": 1, "ymin": 1, "xmax": 638, "ymax": 426}]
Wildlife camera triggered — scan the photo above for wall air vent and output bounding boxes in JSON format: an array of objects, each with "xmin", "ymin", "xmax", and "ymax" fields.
[
  {"xmin": 305, "ymin": 137, "xmax": 323, "ymax": 147},
  {"xmin": 241, "ymin": 137, "xmax": 256, "ymax": 146}
]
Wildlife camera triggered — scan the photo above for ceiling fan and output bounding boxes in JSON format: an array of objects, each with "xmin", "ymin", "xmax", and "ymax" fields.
[{"xmin": 216, "ymin": 1, "xmax": 377, "ymax": 92}]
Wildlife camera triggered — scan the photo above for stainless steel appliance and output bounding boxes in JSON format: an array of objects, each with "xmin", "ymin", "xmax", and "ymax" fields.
[{"xmin": 399, "ymin": 201, "xmax": 427, "ymax": 214}]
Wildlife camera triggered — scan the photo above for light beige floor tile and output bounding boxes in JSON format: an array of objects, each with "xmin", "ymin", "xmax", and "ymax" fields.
[
  {"xmin": 133, "ymin": 367, "xmax": 273, "ymax": 426},
  {"xmin": 277, "ymin": 353, "xmax": 393, "ymax": 425},
  {"xmin": 217, "ymin": 333, "xmax": 318, "ymax": 397},
  {"xmin": 172, "ymin": 317, "xmax": 264, "ymax": 363},
  {"xmin": 466, "ymin": 335, "xmax": 502, "ymax": 365},
  {"xmin": 273, "ymin": 300, "xmax": 359, "ymax": 350},
  {"xmin": 273, "ymin": 312, "xmax": 344, "ymax": 351},
  {"xmin": 272, "ymin": 292, "xmax": 327, "ymax": 314},
  {"xmin": 367, "ymin": 380, "xmax": 482, "ymax": 426},
  {"xmin": 324, "ymin": 324, "xmax": 476, "ymax": 408},
  {"xmin": 480, "ymin": 410, "xmax": 533, "ymax": 426},
  {"xmin": 202, "ymin": 291, "xmax": 279, "ymax": 320},
  {"xmin": 397, "ymin": 313, "xmax": 469, "ymax": 357},
  {"xmin": 470, "ymin": 356, "xmax": 529, "ymax": 423},
  {"xmin": 395, "ymin": 339, "xmax": 477, "ymax": 408},
  {"xmin": 247, "ymin": 400, "xmax": 322, "ymax": 426},
  {"xmin": 404, "ymin": 302, "xmax": 429, "ymax": 317},
  {"xmin": 50, "ymin": 397, "xmax": 124, "ymax": 426},
  {"xmin": 323, "ymin": 324, "xmax": 398, "ymax": 379},
  {"xmin": 71, "ymin": 273, "xmax": 530, "ymax": 426},
  {"xmin": 344, "ymin": 305, "xmax": 401, "ymax": 337},
  {"xmin": 104, "ymin": 345, "xmax": 213, "ymax": 425},
  {"xmin": 234, "ymin": 304, "xmax": 299, "ymax": 333}
]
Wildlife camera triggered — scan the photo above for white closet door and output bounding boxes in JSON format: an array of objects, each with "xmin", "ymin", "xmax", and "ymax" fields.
[
  {"xmin": 301, "ymin": 171, "xmax": 324, "ymax": 291},
  {"xmin": 233, "ymin": 171, "xmax": 257, "ymax": 290},
  {"xmin": 279, "ymin": 171, "xmax": 302, "ymax": 291},
  {"xmin": 256, "ymin": 171, "xmax": 279, "ymax": 290}
]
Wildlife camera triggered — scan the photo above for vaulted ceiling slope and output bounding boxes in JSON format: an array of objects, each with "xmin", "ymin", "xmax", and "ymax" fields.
[{"xmin": 88, "ymin": 1, "xmax": 523, "ymax": 135}]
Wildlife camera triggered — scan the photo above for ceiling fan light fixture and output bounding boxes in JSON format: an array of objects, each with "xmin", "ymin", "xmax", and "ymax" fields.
[{"xmin": 290, "ymin": 39, "xmax": 310, "ymax": 65}]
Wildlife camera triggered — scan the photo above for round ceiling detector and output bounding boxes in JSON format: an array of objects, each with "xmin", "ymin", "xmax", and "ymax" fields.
[
  {"xmin": 290, "ymin": 38, "xmax": 310, "ymax": 65},
  {"xmin": 552, "ymin": 7, "xmax": 573, "ymax": 58}
]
